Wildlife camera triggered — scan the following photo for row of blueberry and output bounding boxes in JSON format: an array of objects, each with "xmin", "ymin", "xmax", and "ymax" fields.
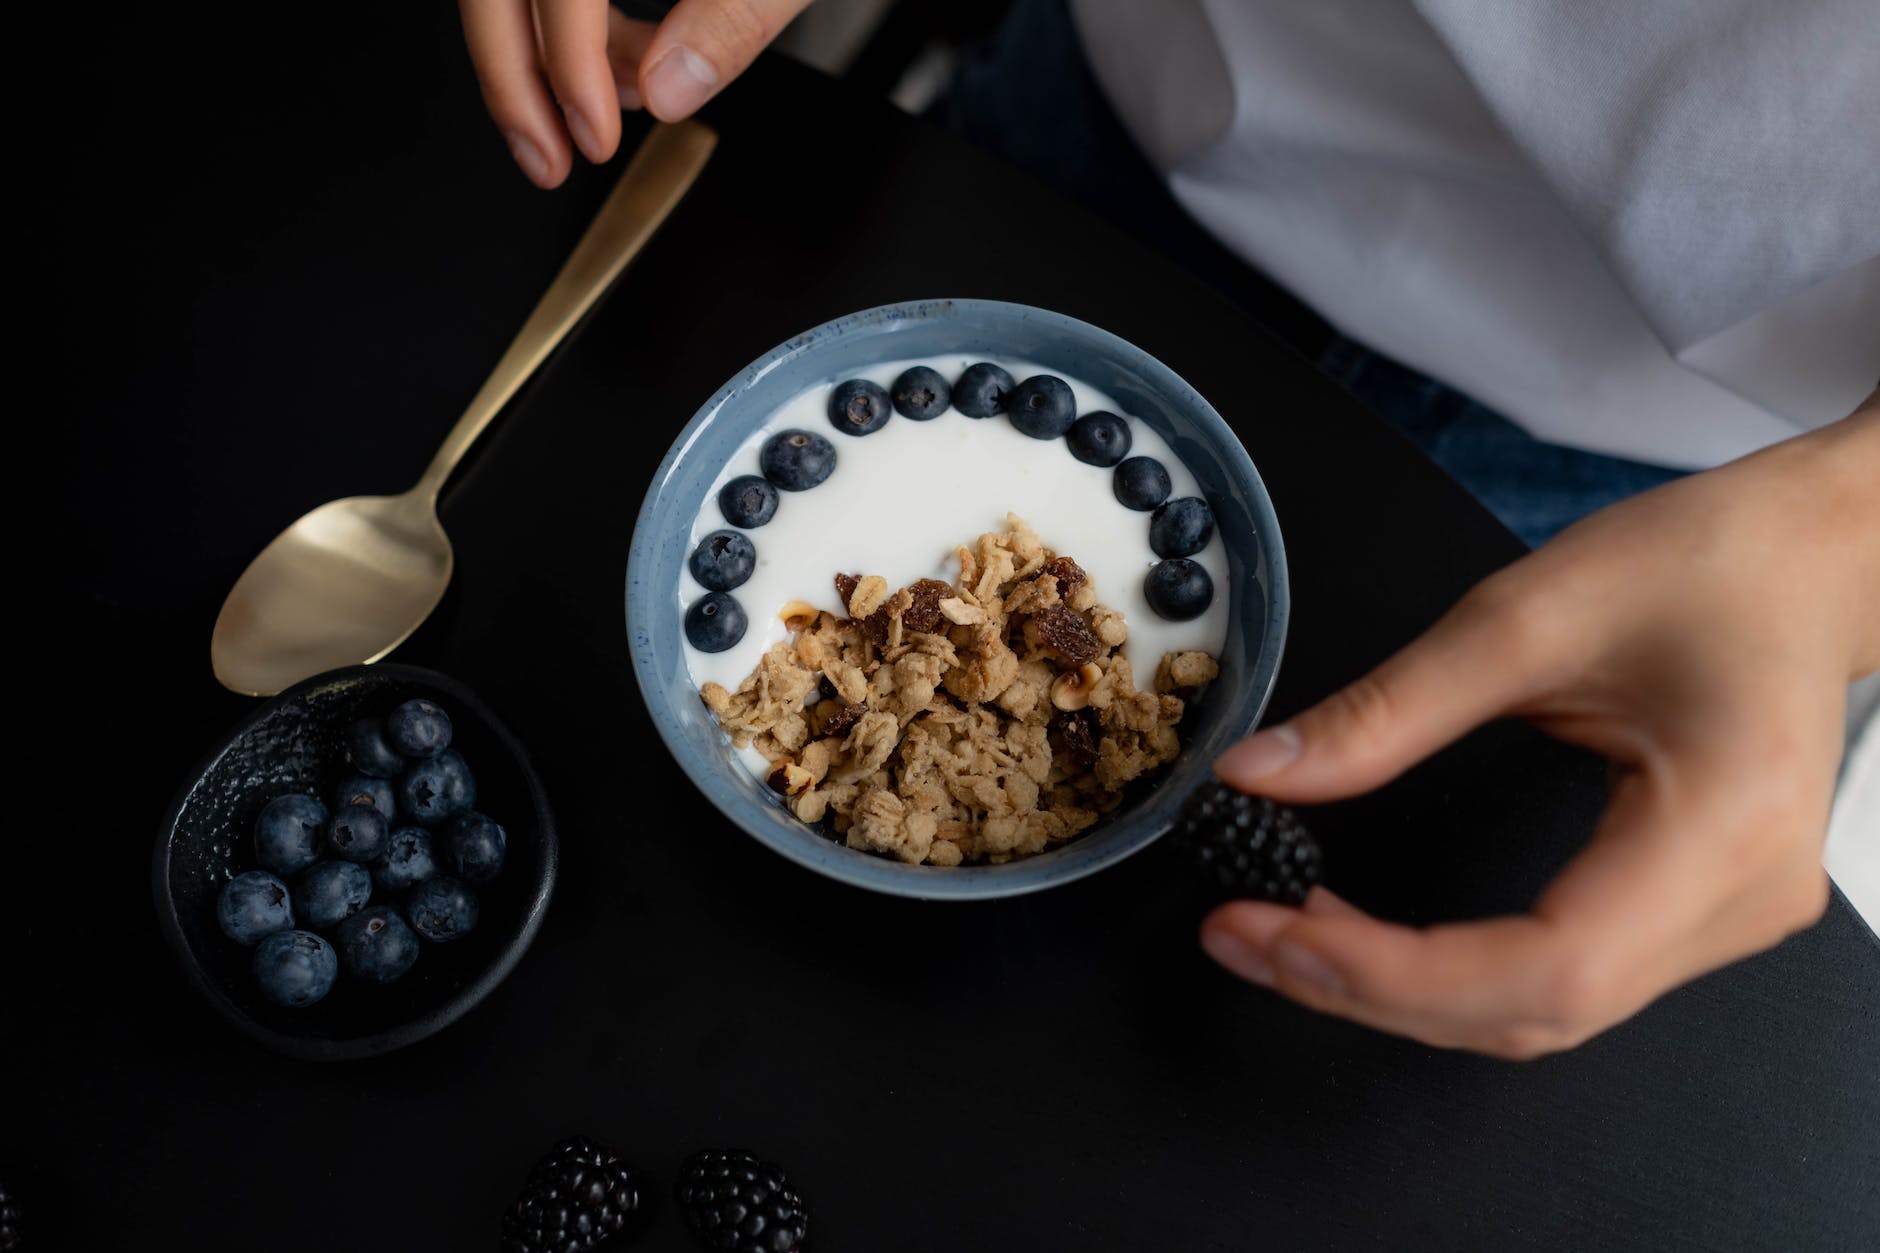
[{"xmin": 683, "ymin": 361, "xmax": 1221, "ymax": 652}]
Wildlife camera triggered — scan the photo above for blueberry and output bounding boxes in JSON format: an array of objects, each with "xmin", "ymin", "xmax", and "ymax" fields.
[
  {"xmin": 332, "ymin": 774, "xmax": 396, "ymax": 822},
  {"xmin": 1149, "ymin": 497, "xmax": 1215, "ymax": 557},
  {"xmin": 254, "ymin": 794, "xmax": 326, "ymax": 877},
  {"xmin": 334, "ymin": 906, "xmax": 420, "ymax": 984},
  {"xmin": 347, "ymin": 718, "xmax": 407, "ymax": 778},
  {"xmin": 890, "ymin": 365, "xmax": 950, "ymax": 420},
  {"xmin": 1144, "ymin": 558, "xmax": 1214, "ymax": 620},
  {"xmin": 398, "ymin": 749, "xmax": 477, "ymax": 825},
  {"xmin": 953, "ymin": 362, "xmax": 1016, "ymax": 417},
  {"xmin": 827, "ymin": 378, "xmax": 892, "ymax": 436},
  {"xmin": 1113, "ymin": 456, "xmax": 1172, "ymax": 511},
  {"xmin": 689, "ymin": 529, "xmax": 757, "ymax": 592},
  {"xmin": 406, "ymin": 877, "xmax": 480, "ymax": 943},
  {"xmin": 444, "ymin": 812, "xmax": 508, "ymax": 887},
  {"xmin": 372, "ymin": 826, "xmax": 441, "ymax": 893},
  {"xmin": 759, "ymin": 429, "xmax": 837, "ymax": 491},
  {"xmin": 293, "ymin": 859, "xmax": 373, "ymax": 931},
  {"xmin": 252, "ymin": 930, "xmax": 337, "ymax": 1008},
  {"xmin": 387, "ymin": 699, "xmax": 452, "ymax": 759},
  {"xmin": 718, "ymin": 474, "xmax": 779, "ymax": 528},
  {"xmin": 1066, "ymin": 411, "xmax": 1132, "ymax": 467},
  {"xmin": 1007, "ymin": 374, "xmax": 1077, "ymax": 439},
  {"xmin": 217, "ymin": 871, "xmax": 294, "ymax": 946},
  {"xmin": 685, "ymin": 592, "xmax": 747, "ymax": 653},
  {"xmin": 325, "ymin": 803, "xmax": 389, "ymax": 863}
]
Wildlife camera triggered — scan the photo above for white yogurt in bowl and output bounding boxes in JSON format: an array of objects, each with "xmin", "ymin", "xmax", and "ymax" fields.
[{"xmin": 679, "ymin": 356, "xmax": 1231, "ymax": 697}]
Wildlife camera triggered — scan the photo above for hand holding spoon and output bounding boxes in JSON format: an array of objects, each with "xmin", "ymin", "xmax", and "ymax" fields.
[{"xmin": 211, "ymin": 120, "xmax": 717, "ymax": 696}]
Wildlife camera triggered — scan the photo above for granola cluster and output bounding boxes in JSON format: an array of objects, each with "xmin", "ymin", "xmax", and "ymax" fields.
[{"xmin": 699, "ymin": 515, "xmax": 1220, "ymax": 866}]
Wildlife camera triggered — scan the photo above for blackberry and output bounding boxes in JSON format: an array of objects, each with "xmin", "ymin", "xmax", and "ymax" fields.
[
  {"xmin": 501, "ymin": 1136, "xmax": 645, "ymax": 1253},
  {"xmin": 1177, "ymin": 781, "xmax": 1322, "ymax": 905},
  {"xmin": 676, "ymin": 1150, "xmax": 808, "ymax": 1253},
  {"xmin": 0, "ymin": 1181, "xmax": 20, "ymax": 1252}
]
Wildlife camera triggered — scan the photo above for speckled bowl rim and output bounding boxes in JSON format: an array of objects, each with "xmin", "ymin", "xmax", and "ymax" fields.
[
  {"xmin": 627, "ymin": 299, "xmax": 1288, "ymax": 900},
  {"xmin": 150, "ymin": 664, "xmax": 559, "ymax": 1060}
]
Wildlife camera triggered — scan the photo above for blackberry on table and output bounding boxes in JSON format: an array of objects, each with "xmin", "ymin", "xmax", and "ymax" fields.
[
  {"xmin": 676, "ymin": 1150, "xmax": 808, "ymax": 1253},
  {"xmin": 1178, "ymin": 781, "xmax": 1323, "ymax": 905},
  {"xmin": 501, "ymin": 1135, "xmax": 645, "ymax": 1253},
  {"xmin": 0, "ymin": 1181, "xmax": 20, "ymax": 1252}
]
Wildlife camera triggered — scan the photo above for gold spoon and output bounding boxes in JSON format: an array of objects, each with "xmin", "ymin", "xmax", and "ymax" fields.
[{"xmin": 212, "ymin": 120, "xmax": 718, "ymax": 696}]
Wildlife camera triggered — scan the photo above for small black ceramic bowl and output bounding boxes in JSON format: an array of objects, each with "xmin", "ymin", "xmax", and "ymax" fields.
[{"xmin": 153, "ymin": 664, "xmax": 557, "ymax": 1060}]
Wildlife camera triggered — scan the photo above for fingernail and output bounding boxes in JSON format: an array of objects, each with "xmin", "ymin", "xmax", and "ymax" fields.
[
  {"xmin": 564, "ymin": 106, "xmax": 603, "ymax": 163},
  {"xmin": 1217, "ymin": 724, "xmax": 1302, "ymax": 784},
  {"xmin": 1272, "ymin": 941, "xmax": 1345, "ymax": 996},
  {"xmin": 1201, "ymin": 929, "xmax": 1274, "ymax": 987},
  {"xmin": 617, "ymin": 80, "xmax": 643, "ymax": 111},
  {"xmin": 504, "ymin": 131, "xmax": 550, "ymax": 185},
  {"xmin": 643, "ymin": 45, "xmax": 718, "ymax": 118}
]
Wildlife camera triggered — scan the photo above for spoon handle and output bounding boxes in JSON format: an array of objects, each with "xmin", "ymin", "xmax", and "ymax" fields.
[{"xmin": 416, "ymin": 119, "xmax": 718, "ymax": 501}]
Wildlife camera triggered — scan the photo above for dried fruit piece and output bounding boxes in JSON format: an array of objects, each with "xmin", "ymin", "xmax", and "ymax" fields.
[
  {"xmin": 902, "ymin": 578, "xmax": 953, "ymax": 633},
  {"xmin": 820, "ymin": 701, "xmax": 866, "ymax": 737},
  {"xmin": 1054, "ymin": 708, "xmax": 1100, "ymax": 770},
  {"xmin": 1039, "ymin": 555, "xmax": 1086, "ymax": 596},
  {"xmin": 1035, "ymin": 604, "xmax": 1102, "ymax": 666},
  {"xmin": 834, "ymin": 572, "xmax": 859, "ymax": 610}
]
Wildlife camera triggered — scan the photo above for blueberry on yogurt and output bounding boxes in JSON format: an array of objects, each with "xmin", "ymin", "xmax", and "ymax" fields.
[
  {"xmin": 760, "ymin": 429, "xmax": 837, "ymax": 491},
  {"xmin": 890, "ymin": 365, "xmax": 950, "ymax": 420},
  {"xmin": 689, "ymin": 529, "xmax": 757, "ymax": 591},
  {"xmin": 828, "ymin": 379, "xmax": 893, "ymax": 436},
  {"xmin": 1007, "ymin": 374, "xmax": 1077, "ymax": 439},
  {"xmin": 685, "ymin": 591, "xmax": 747, "ymax": 652},
  {"xmin": 1066, "ymin": 411, "xmax": 1131, "ymax": 467},
  {"xmin": 719, "ymin": 474, "xmax": 779, "ymax": 528},
  {"xmin": 1149, "ymin": 497, "xmax": 1215, "ymax": 558},
  {"xmin": 953, "ymin": 362, "xmax": 1015, "ymax": 417},
  {"xmin": 1144, "ymin": 558, "xmax": 1214, "ymax": 621},
  {"xmin": 1113, "ymin": 456, "xmax": 1172, "ymax": 511}
]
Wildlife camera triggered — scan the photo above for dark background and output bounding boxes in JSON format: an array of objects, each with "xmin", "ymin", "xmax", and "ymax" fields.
[{"xmin": 23, "ymin": 3, "xmax": 1878, "ymax": 1250}]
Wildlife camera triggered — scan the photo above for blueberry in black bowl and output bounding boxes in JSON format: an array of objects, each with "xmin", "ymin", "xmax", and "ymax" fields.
[
  {"xmin": 217, "ymin": 870, "xmax": 294, "ymax": 946},
  {"xmin": 759, "ymin": 429, "xmax": 837, "ymax": 491},
  {"xmin": 254, "ymin": 794, "xmax": 325, "ymax": 877},
  {"xmin": 347, "ymin": 718, "xmax": 407, "ymax": 778},
  {"xmin": 372, "ymin": 826, "xmax": 440, "ymax": 894},
  {"xmin": 153, "ymin": 663, "xmax": 556, "ymax": 1060},
  {"xmin": 1007, "ymin": 374, "xmax": 1077, "ymax": 439},
  {"xmin": 399, "ymin": 749, "xmax": 476, "ymax": 825},
  {"xmin": 407, "ymin": 877, "xmax": 479, "ymax": 943},
  {"xmin": 332, "ymin": 773, "xmax": 396, "ymax": 822},
  {"xmin": 827, "ymin": 378, "xmax": 892, "ymax": 436},
  {"xmin": 890, "ymin": 365, "xmax": 950, "ymax": 420},
  {"xmin": 387, "ymin": 698, "xmax": 452, "ymax": 759},
  {"xmin": 718, "ymin": 474, "xmax": 779, "ymax": 528},
  {"xmin": 325, "ymin": 803, "xmax": 389, "ymax": 862},
  {"xmin": 1066, "ymin": 411, "xmax": 1131, "ymax": 466},
  {"xmin": 445, "ymin": 812, "xmax": 507, "ymax": 886},
  {"xmin": 689, "ymin": 529, "xmax": 757, "ymax": 592},
  {"xmin": 953, "ymin": 361, "xmax": 1015, "ymax": 417},
  {"xmin": 294, "ymin": 859, "xmax": 372, "ymax": 931}
]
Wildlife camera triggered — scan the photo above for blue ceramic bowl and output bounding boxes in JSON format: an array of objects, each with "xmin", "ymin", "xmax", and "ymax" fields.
[{"xmin": 627, "ymin": 300, "xmax": 1287, "ymax": 899}]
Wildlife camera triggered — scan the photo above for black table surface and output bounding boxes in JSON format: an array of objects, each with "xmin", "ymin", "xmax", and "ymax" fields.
[{"xmin": 28, "ymin": 4, "xmax": 1878, "ymax": 1250}]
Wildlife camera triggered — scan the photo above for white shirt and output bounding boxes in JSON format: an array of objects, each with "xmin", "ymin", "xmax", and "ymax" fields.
[{"xmin": 1070, "ymin": 0, "xmax": 1880, "ymax": 469}]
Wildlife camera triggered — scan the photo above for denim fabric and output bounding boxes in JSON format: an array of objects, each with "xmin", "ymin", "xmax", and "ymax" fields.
[{"xmin": 931, "ymin": 0, "xmax": 1688, "ymax": 548}]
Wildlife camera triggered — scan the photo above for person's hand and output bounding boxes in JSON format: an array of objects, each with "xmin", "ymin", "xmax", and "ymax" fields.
[
  {"xmin": 459, "ymin": 0, "xmax": 811, "ymax": 188},
  {"xmin": 1202, "ymin": 396, "xmax": 1880, "ymax": 1059}
]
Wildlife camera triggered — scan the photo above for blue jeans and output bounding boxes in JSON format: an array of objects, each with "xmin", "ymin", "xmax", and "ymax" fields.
[{"xmin": 931, "ymin": 0, "xmax": 1687, "ymax": 548}]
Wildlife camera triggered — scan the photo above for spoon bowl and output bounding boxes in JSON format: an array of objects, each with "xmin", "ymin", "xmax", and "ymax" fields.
[{"xmin": 211, "ymin": 494, "xmax": 451, "ymax": 697}]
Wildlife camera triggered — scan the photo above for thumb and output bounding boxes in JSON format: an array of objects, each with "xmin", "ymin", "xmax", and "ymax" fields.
[
  {"xmin": 1219, "ymin": 581, "xmax": 1561, "ymax": 802},
  {"xmin": 639, "ymin": 0, "xmax": 812, "ymax": 120}
]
